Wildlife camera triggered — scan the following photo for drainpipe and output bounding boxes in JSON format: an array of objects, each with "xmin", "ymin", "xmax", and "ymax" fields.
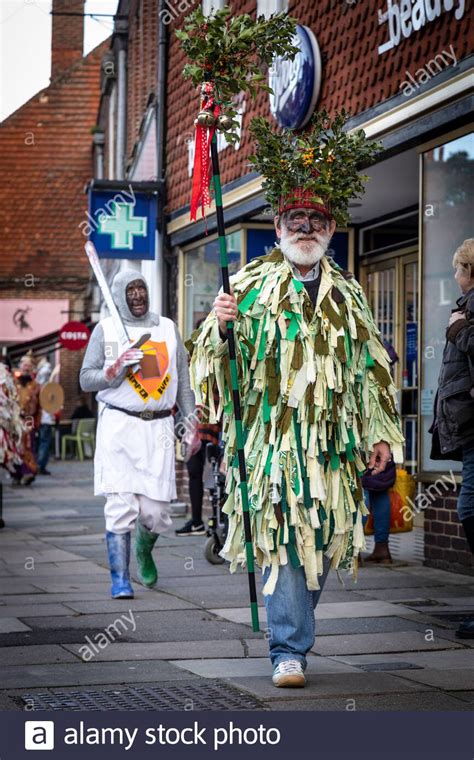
[
  {"xmin": 155, "ymin": 0, "xmax": 168, "ymax": 315},
  {"xmin": 115, "ymin": 30, "xmax": 127, "ymax": 181}
]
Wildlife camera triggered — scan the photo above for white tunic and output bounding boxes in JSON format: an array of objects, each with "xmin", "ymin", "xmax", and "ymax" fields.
[{"xmin": 94, "ymin": 316, "xmax": 178, "ymax": 500}]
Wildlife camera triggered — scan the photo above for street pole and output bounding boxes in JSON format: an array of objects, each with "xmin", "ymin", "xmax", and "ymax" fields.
[{"xmin": 209, "ymin": 134, "xmax": 259, "ymax": 633}]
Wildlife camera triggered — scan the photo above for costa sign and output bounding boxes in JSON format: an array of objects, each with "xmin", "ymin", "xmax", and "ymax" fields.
[
  {"xmin": 59, "ymin": 321, "xmax": 91, "ymax": 351},
  {"xmin": 269, "ymin": 25, "xmax": 322, "ymax": 130}
]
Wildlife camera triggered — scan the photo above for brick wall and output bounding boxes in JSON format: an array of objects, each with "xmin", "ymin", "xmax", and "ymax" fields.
[
  {"xmin": 163, "ymin": 0, "xmax": 472, "ymax": 214},
  {"xmin": 424, "ymin": 485, "xmax": 473, "ymax": 576},
  {"xmin": 51, "ymin": 0, "xmax": 85, "ymax": 81}
]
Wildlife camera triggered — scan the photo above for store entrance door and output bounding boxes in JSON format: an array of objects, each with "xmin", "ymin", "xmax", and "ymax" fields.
[{"xmin": 360, "ymin": 250, "xmax": 419, "ymax": 473}]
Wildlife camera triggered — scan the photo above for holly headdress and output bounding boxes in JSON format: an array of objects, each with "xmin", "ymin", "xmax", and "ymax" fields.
[{"xmin": 249, "ymin": 110, "xmax": 383, "ymax": 225}]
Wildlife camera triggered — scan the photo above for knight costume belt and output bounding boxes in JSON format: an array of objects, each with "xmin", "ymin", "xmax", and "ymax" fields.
[{"xmin": 105, "ymin": 403, "xmax": 172, "ymax": 421}]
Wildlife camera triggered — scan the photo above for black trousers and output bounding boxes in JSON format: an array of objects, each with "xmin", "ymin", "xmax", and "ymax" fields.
[{"xmin": 186, "ymin": 441, "xmax": 207, "ymax": 525}]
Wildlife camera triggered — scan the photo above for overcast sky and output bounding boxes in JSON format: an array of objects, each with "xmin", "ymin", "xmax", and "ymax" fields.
[{"xmin": 0, "ymin": 0, "xmax": 118, "ymax": 122}]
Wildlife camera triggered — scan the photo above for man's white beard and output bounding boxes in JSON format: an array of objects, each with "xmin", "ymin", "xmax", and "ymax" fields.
[{"xmin": 279, "ymin": 230, "xmax": 331, "ymax": 267}]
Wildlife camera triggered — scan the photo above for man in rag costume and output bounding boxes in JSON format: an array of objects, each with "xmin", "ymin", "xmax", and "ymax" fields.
[
  {"xmin": 80, "ymin": 270, "xmax": 198, "ymax": 599},
  {"xmin": 188, "ymin": 113, "xmax": 405, "ymax": 687}
]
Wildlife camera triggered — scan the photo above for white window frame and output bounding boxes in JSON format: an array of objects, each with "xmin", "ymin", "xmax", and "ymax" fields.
[
  {"xmin": 202, "ymin": 0, "xmax": 226, "ymax": 15},
  {"xmin": 257, "ymin": 0, "xmax": 289, "ymax": 17}
]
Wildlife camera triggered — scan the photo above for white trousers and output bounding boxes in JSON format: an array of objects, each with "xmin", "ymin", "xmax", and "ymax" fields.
[{"xmin": 104, "ymin": 492, "xmax": 172, "ymax": 534}]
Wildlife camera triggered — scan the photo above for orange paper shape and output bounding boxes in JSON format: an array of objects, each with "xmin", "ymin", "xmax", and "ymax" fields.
[{"xmin": 134, "ymin": 340, "xmax": 169, "ymax": 394}]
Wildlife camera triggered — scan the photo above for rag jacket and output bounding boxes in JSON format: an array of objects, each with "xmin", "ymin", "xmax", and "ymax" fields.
[{"xmin": 189, "ymin": 249, "xmax": 404, "ymax": 593}]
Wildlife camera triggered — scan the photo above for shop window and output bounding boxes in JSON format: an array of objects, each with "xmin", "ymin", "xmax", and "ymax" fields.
[
  {"xmin": 183, "ymin": 230, "xmax": 242, "ymax": 337},
  {"xmin": 360, "ymin": 211, "xmax": 418, "ymax": 257},
  {"xmin": 420, "ymin": 132, "xmax": 474, "ymax": 472}
]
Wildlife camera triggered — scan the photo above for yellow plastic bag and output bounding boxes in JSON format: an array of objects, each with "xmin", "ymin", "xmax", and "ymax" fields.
[{"xmin": 364, "ymin": 468, "xmax": 415, "ymax": 535}]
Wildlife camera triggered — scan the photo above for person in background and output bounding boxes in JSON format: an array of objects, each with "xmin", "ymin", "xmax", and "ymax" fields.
[
  {"xmin": 362, "ymin": 341, "xmax": 399, "ymax": 564},
  {"xmin": 36, "ymin": 356, "xmax": 54, "ymax": 476},
  {"xmin": 430, "ymin": 239, "xmax": 474, "ymax": 639},
  {"xmin": 71, "ymin": 393, "xmax": 94, "ymax": 423},
  {"xmin": 361, "ymin": 458, "xmax": 397, "ymax": 564},
  {"xmin": 12, "ymin": 352, "xmax": 39, "ymax": 485},
  {"xmin": 0, "ymin": 355, "xmax": 24, "ymax": 523},
  {"xmin": 177, "ymin": 318, "xmax": 222, "ymax": 537}
]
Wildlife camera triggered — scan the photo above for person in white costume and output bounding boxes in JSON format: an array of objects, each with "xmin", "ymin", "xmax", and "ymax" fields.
[{"xmin": 80, "ymin": 270, "xmax": 198, "ymax": 599}]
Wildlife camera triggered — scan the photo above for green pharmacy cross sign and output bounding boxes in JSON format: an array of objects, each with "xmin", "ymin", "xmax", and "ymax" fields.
[
  {"xmin": 88, "ymin": 189, "xmax": 157, "ymax": 260},
  {"xmin": 98, "ymin": 203, "xmax": 147, "ymax": 250}
]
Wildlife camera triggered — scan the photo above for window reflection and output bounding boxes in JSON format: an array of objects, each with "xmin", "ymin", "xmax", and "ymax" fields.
[
  {"xmin": 421, "ymin": 132, "xmax": 474, "ymax": 471},
  {"xmin": 184, "ymin": 230, "xmax": 241, "ymax": 337}
]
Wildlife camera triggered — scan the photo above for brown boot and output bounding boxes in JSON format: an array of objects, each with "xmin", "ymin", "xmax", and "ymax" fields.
[{"xmin": 364, "ymin": 541, "xmax": 392, "ymax": 564}]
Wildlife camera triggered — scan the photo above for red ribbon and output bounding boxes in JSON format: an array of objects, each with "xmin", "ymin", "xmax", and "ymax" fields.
[{"xmin": 190, "ymin": 85, "xmax": 220, "ymax": 223}]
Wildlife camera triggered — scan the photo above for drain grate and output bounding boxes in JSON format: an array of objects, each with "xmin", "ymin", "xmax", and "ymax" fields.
[
  {"xmin": 21, "ymin": 681, "xmax": 265, "ymax": 712},
  {"xmin": 357, "ymin": 662, "xmax": 423, "ymax": 672}
]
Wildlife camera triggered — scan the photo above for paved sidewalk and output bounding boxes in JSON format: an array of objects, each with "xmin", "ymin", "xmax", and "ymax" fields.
[{"xmin": 0, "ymin": 460, "xmax": 473, "ymax": 711}]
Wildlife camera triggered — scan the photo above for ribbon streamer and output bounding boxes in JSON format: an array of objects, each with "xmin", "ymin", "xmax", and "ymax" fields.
[{"xmin": 190, "ymin": 82, "xmax": 220, "ymax": 222}]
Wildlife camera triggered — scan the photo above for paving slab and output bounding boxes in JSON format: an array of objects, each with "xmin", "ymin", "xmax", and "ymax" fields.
[
  {"xmin": 171, "ymin": 656, "xmax": 360, "ymax": 679},
  {"xmin": 22, "ymin": 609, "xmax": 262, "ymax": 641},
  {"xmin": 0, "ymin": 581, "xmax": 43, "ymax": 595},
  {"xmin": 0, "ymin": 604, "xmax": 78, "ymax": 618},
  {"xmin": 30, "ymin": 581, "xmax": 110, "ymax": 594},
  {"xmin": 261, "ymin": 692, "xmax": 472, "ymax": 711},
  {"xmin": 64, "ymin": 640, "xmax": 246, "ymax": 661},
  {"xmin": 454, "ymin": 691, "xmax": 474, "ymax": 703},
  {"xmin": 223, "ymin": 671, "xmax": 431, "ymax": 700},
  {"xmin": 12, "ymin": 563, "xmax": 109, "ymax": 577},
  {"xmin": 209, "ymin": 601, "xmax": 415, "ymax": 626},
  {"xmin": 390, "ymin": 668, "xmax": 474, "ymax": 691},
  {"xmin": 331, "ymin": 649, "xmax": 474, "ymax": 670},
  {"xmin": 0, "ymin": 659, "xmax": 196, "ymax": 688},
  {"xmin": 63, "ymin": 596, "xmax": 199, "ymax": 614},
  {"xmin": 0, "ymin": 645, "xmax": 78, "ymax": 665},
  {"xmin": 355, "ymin": 586, "xmax": 474, "ymax": 602},
  {"xmin": 0, "ymin": 593, "xmax": 111, "ymax": 605},
  {"xmin": 0, "ymin": 549, "xmax": 86, "ymax": 564},
  {"xmin": 391, "ymin": 566, "xmax": 474, "ymax": 586},
  {"xmin": 210, "ymin": 607, "xmax": 268, "ymax": 625},
  {"xmin": 311, "ymin": 630, "xmax": 461, "ymax": 656},
  {"xmin": 0, "ymin": 618, "xmax": 32, "ymax": 633},
  {"xmin": 0, "ymin": 692, "xmax": 23, "ymax": 710},
  {"xmin": 315, "ymin": 601, "xmax": 418, "ymax": 619}
]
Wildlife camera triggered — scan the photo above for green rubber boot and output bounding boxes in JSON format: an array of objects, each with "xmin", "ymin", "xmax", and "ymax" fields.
[{"xmin": 135, "ymin": 521, "xmax": 159, "ymax": 588}]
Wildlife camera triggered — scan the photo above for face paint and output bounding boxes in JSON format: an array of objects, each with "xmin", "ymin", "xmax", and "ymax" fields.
[{"xmin": 126, "ymin": 279, "xmax": 149, "ymax": 317}]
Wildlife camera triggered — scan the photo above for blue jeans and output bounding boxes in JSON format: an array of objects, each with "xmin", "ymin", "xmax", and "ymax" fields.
[
  {"xmin": 37, "ymin": 424, "xmax": 53, "ymax": 471},
  {"xmin": 364, "ymin": 489, "xmax": 391, "ymax": 543},
  {"xmin": 458, "ymin": 443, "xmax": 474, "ymax": 522},
  {"xmin": 263, "ymin": 556, "xmax": 330, "ymax": 669}
]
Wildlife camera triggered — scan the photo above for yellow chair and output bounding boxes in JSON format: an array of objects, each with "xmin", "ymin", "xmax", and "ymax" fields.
[{"xmin": 61, "ymin": 418, "xmax": 96, "ymax": 461}]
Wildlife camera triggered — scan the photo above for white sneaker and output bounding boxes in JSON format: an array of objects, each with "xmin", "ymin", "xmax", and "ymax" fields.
[{"xmin": 272, "ymin": 659, "xmax": 306, "ymax": 688}]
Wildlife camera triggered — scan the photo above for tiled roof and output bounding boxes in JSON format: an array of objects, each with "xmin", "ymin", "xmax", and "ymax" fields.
[{"xmin": 0, "ymin": 40, "xmax": 109, "ymax": 284}]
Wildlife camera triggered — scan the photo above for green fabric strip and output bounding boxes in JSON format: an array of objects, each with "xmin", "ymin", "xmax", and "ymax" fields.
[
  {"xmin": 238, "ymin": 286, "xmax": 262, "ymax": 314},
  {"xmin": 293, "ymin": 411, "xmax": 312, "ymax": 508},
  {"xmin": 288, "ymin": 526, "xmax": 301, "ymax": 568},
  {"xmin": 264, "ymin": 445, "xmax": 273, "ymax": 476},
  {"xmin": 365, "ymin": 344, "xmax": 375, "ymax": 368},
  {"xmin": 263, "ymin": 388, "xmax": 271, "ymax": 424},
  {"xmin": 286, "ymin": 314, "xmax": 299, "ymax": 341}
]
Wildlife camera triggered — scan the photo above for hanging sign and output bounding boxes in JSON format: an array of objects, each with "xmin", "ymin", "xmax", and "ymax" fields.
[
  {"xmin": 269, "ymin": 25, "xmax": 322, "ymax": 130},
  {"xmin": 86, "ymin": 188, "xmax": 157, "ymax": 260},
  {"xmin": 59, "ymin": 321, "xmax": 91, "ymax": 351}
]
